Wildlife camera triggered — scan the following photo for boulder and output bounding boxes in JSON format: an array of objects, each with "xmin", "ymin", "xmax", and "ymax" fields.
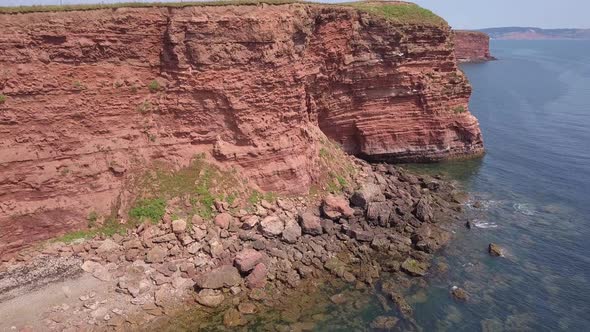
[
  {"xmin": 208, "ymin": 239, "xmax": 224, "ymax": 258},
  {"xmin": 215, "ymin": 213, "xmax": 233, "ymax": 229},
  {"xmin": 258, "ymin": 216, "xmax": 284, "ymax": 237},
  {"xmin": 366, "ymin": 201, "xmax": 392, "ymax": 226},
  {"xmin": 234, "ymin": 249, "xmax": 264, "ymax": 273},
  {"xmin": 321, "ymin": 195, "xmax": 354, "ymax": 220},
  {"xmin": 123, "ymin": 239, "xmax": 143, "ymax": 250},
  {"xmin": 246, "ymin": 263, "xmax": 267, "ymax": 289},
  {"xmin": 152, "ymin": 233, "xmax": 176, "ymax": 243},
  {"xmin": 277, "ymin": 199, "xmax": 295, "ymax": 212},
  {"xmin": 488, "ymin": 243, "xmax": 503, "ymax": 257},
  {"xmin": 145, "ymin": 246, "xmax": 168, "ymax": 263},
  {"xmin": 195, "ymin": 265, "xmax": 242, "ymax": 289},
  {"xmin": 118, "ymin": 277, "xmax": 151, "ymax": 298},
  {"xmin": 197, "ymin": 289, "xmax": 225, "ymax": 308},
  {"xmin": 96, "ymin": 239, "xmax": 120, "ymax": 255},
  {"xmin": 187, "ymin": 242, "xmax": 202, "ymax": 255},
  {"xmin": 191, "ymin": 214, "xmax": 204, "ymax": 226},
  {"xmin": 282, "ymin": 220, "xmax": 302, "ymax": 244},
  {"xmin": 171, "ymin": 219, "xmax": 187, "ymax": 234},
  {"xmin": 298, "ymin": 212, "xmax": 322, "ymax": 235},
  {"xmin": 349, "ymin": 228, "xmax": 374, "ymax": 242},
  {"xmin": 350, "ymin": 183, "xmax": 384, "ymax": 209},
  {"xmin": 154, "ymin": 285, "xmax": 173, "ymax": 307},
  {"xmin": 414, "ymin": 197, "xmax": 433, "ymax": 223},
  {"xmin": 81, "ymin": 261, "xmax": 111, "ymax": 281},
  {"xmin": 320, "ymin": 218, "xmax": 335, "ymax": 235},
  {"xmin": 401, "ymin": 258, "xmax": 427, "ymax": 277},
  {"xmin": 241, "ymin": 216, "xmax": 259, "ymax": 230}
]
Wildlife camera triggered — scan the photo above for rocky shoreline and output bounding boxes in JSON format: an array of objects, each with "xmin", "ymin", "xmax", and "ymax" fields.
[{"xmin": 0, "ymin": 159, "xmax": 467, "ymax": 331}]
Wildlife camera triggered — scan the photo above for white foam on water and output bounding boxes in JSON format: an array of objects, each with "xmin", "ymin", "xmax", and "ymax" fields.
[
  {"xmin": 473, "ymin": 220, "xmax": 498, "ymax": 229},
  {"xmin": 466, "ymin": 199, "xmax": 502, "ymax": 210},
  {"xmin": 513, "ymin": 203, "xmax": 535, "ymax": 216}
]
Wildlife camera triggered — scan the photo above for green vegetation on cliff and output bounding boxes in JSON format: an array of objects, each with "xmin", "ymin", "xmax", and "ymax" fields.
[
  {"xmin": 347, "ymin": 2, "xmax": 446, "ymax": 26},
  {"xmin": 0, "ymin": 0, "xmax": 297, "ymax": 13},
  {"xmin": 0, "ymin": 1, "xmax": 446, "ymax": 27}
]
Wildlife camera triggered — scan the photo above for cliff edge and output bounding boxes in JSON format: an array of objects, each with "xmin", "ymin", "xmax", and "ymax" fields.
[{"xmin": 0, "ymin": 2, "xmax": 484, "ymax": 254}]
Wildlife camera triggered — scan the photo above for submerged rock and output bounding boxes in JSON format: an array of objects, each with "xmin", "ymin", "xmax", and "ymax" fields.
[
  {"xmin": 488, "ymin": 243, "xmax": 503, "ymax": 257},
  {"xmin": 370, "ymin": 316, "xmax": 399, "ymax": 330},
  {"xmin": 238, "ymin": 302, "xmax": 257, "ymax": 315},
  {"xmin": 451, "ymin": 286, "xmax": 468, "ymax": 301},
  {"xmin": 197, "ymin": 289, "xmax": 225, "ymax": 308},
  {"xmin": 401, "ymin": 258, "xmax": 427, "ymax": 277},
  {"xmin": 481, "ymin": 318, "xmax": 504, "ymax": 332},
  {"xmin": 329, "ymin": 293, "xmax": 348, "ymax": 305},
  {"xmin": 223, "ymin": 308, "xmax": 247, "ymax": 327}
]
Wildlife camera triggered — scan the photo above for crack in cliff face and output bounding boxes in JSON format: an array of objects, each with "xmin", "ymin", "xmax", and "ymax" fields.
[{"xmin": 0, "ymin": 3, "xmax": 483, "ymax": 254}]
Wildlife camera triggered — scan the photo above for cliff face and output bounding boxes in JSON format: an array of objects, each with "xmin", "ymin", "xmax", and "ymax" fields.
[
  {"xmin": 454, "ymin": 30, "xmax": 494, "ymax": 62},
  {"xmin": 0, "ymin": 3, "xmax": 483, "ymax": 254}
]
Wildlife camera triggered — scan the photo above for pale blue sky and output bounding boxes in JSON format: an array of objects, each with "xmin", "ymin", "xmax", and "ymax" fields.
[
  {"xmin": 411, "ymin": 0, "xmax": 590, "ymax": 29},
  {"xmin": 1, "ymin": 0, "xmax": 588, "ymax": 29}
]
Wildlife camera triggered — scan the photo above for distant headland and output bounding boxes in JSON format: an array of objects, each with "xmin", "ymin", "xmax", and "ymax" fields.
[{"xmin": 479, "ymin": 27, "xmax": 590, "ymax": 40}]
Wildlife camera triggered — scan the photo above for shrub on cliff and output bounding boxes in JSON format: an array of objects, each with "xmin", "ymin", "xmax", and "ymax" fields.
[
  {"xmin": 129, "ymin": 198, "xmax": 166, "ymax": 223},
  {"xmin": 0, "ymin": 94, "xmax": 6, "ymax": 104},
  {"xmin": 453, "ymin": 106, "xmax": 466, "ymax": 114},
  {"xmin": 72, "ymin": 81, "xmax": 86, "ymax": 90},
  {"xmin": 137, "ymin": 100, "xmax": 153, "ymax": 114},
  {"xmin": 148, "ymin": 80, "xmax": 160, "ymax": 93}
]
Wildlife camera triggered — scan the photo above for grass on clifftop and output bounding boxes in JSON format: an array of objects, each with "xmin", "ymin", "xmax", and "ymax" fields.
[
  {"xmin": 0, "ymin": 0, "xmax": 446, "ymax": 27},
  {"xmin": 347, "ymin": 2, "xmax": 446, "ymax": 26},
  {"xmin": 0, "ymin": 0, "xmax": 299, "ymax": 14}
]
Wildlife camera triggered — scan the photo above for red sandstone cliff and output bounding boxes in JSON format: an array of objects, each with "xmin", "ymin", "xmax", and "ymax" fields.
[
  {"xmin": 454, "ymin": 30, "xmax": 495, "ymax": 62},
  {"xmin": 0, "ymin": 3, "xmax": 483, "ymax": 254}
]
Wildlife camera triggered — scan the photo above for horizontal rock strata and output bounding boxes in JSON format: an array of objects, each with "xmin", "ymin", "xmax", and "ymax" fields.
[{"xmin": 0, "ymin": 3, "xmax": 483, "ymax": 254}]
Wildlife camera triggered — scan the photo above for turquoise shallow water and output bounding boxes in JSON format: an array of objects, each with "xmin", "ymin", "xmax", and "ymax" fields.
[{"xmin": 408, "ymin": 40, "xmax": 590, "ymax": 331}]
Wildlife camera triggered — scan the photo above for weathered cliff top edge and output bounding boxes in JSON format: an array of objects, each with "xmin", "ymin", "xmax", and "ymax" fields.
[{"xmin": 0, "ymin": 0, "xmax": 447, "ymax": 26}]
